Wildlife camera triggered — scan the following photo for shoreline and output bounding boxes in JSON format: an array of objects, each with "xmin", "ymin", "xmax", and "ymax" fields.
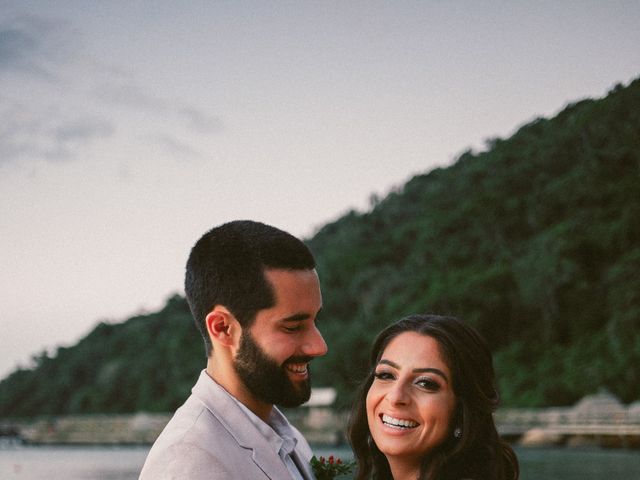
[
  {"xmin": 2, "ymin": 411, "xmax": 640, "ymax": 450},
  {"xmin": 2, "ymin": 390, "xmax": 639, "ymax": 449}
]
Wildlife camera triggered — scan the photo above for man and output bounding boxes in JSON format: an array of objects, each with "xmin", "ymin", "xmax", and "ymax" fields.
[{"xmin": 139, "ymin": 220, "xmax": 328, "ymax": 479}]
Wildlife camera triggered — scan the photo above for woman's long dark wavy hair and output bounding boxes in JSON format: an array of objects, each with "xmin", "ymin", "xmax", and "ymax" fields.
[{"xmin": 347, "ymin": 314, "xmax": 519, "ymax": 480}]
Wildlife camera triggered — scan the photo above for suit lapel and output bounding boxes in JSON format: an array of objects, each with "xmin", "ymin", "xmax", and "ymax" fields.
[
  {"xmin": 291, "ymin": 448, "xmax": 315, "ymax": 480},
  {"xmin": 192, "ymin": 371, "xmax": 294, "ymax": 479}
]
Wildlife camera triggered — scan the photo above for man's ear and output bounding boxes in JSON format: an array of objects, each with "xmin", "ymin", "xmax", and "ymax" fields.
[{"xmin": 205, "ymin": 306, "xmax": 238, "ymax": 348}]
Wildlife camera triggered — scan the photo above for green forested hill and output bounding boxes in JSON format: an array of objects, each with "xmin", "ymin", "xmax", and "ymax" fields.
[
  {"xmin": 310, "ymin": 78, "xmax": 640, "ymax": 408},
  {"xmin": 2, "ymin": 78, "xmax": 639, "ymax": 416},
  {"xmin": 0, "ymin": 296, "xmax": 203, "ymax": 415}
]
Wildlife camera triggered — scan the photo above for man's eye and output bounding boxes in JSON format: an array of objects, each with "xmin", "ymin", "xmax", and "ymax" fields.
[{"xmin": 284, "ymin": 326, "xmax": 301, "ymax": 332}]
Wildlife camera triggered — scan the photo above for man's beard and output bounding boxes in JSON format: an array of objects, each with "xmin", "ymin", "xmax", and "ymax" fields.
[{"xmin": 234, "ymin": 329, "xmax": 313, "ymax": 408}]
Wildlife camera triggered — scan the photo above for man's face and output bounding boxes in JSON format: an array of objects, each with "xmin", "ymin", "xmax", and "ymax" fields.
[{"xmin": 234, "ymin": 268, "xmax": 327, "ymax": 407}]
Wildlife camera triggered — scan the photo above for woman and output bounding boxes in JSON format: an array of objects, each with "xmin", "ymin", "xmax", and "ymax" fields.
[{"xmin": 348, "ymin": 314, "xmax": 519, "ymax": 480}]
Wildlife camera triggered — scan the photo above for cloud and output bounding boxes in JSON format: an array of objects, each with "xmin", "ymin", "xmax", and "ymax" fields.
[
  {"xmin": 94, "ymin": 83, "xmax": 164, "ymax": 111},
  {"xmin": 0, "ymin": 14, "xmax": 111, "ymax": 166},
  {"xmin": 151, "ymin": 134, "xmax": 205, "ymax": 160},
  {"xmin": 0, "ymin": 14, "xmax": 74, "ymax": 80},
  {"xmin": 0, "ymin": 13, "xmax": 219, "ymax": 169},
  {"xmin": 0, "ymin": 100, "xmax": 115, "ymax": 165},
  {"xmin": 177, "ymin": 106, "xmax": 224, "ymax": 133},
  {"xmin": 94, "ymin": 82, "xmax": 223, "ymax": 134},
  {"xmin": 0, "ymin": 25, "xmax": 37, "ymax": 67}
]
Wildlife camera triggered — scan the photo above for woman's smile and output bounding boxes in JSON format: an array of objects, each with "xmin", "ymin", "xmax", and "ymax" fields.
[{"xmin": 380, "ymin": 413, "xmax": 419, "ymax": 430}]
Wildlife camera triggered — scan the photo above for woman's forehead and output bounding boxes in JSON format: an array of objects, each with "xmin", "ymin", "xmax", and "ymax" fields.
[{"xmin": 381, "ymin": 332, "xmax": 449, "ymax": 370}]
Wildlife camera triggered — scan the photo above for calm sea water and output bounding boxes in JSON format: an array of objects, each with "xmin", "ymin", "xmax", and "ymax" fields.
[{"xmin": 0, "ymin": 442, "xmax": 638, "ymax": 479}]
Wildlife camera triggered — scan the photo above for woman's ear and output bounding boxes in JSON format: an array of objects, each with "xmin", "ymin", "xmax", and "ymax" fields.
[{"xmin": 205, "ymin": 306, "xmax": 238, "ymax": 348}]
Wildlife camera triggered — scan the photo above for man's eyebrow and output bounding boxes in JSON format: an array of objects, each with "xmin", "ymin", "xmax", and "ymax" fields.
[
  {"xmin": 281, "ymin": 313, "xmax": 311, "ymax": 323},
  {"xmin": 281, "ymin": 308, "xmax": 322, "ymax": 323},
  {"xmin": 377, "ymin": 359, "xmax": 449, "ymax": 382}
]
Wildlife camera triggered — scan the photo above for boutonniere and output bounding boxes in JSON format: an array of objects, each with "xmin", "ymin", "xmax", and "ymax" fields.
[{"xmin": 310, "ymin": 455, "xmax": 355, "ymax": 480}]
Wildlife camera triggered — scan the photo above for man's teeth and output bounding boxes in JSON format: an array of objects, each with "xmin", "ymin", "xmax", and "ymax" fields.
[
  {"xmin": 382, "ymin": 414, "xmax": 418, "ymax": 429},
  {"xmin": 287, "ymin": 364, "xmax": 308, "ymax": 374}
]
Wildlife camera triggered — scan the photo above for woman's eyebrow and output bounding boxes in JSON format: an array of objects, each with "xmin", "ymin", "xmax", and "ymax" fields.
[
  {"xmin": 413, "ymin": 367, "xmax": 449, "ymax": 383},
  {"xmin": 378, "ymin": 359, "xmax": 400, "ymax": 369},
  {"xmin": 378, "ymin": 359, "xmax": 449, "ymax": 382}
]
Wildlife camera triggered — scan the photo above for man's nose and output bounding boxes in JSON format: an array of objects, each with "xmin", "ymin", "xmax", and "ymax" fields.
[{"xmin": 302, "ymin": 324, "xmax": 328, "ymax": 357}]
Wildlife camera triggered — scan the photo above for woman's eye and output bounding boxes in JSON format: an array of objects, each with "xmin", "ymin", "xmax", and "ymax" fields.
[
  {"xmin": 373, "ymin": 371, "xmax": 395, "ymax": 381},
  {"xmin": 416, "ymin": 378, "xmax": 440, "ymax": 391}
]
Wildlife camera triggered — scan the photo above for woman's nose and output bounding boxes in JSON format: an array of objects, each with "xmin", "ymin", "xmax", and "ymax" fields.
[{"xmin": 386, "ymin": 382, "xmax": 409, "ymax": 405}]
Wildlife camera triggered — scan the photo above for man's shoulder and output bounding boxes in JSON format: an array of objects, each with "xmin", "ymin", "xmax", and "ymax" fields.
[
  {"xmin": 149, "ymin": 393, "xmax": 231, "ymax": 448},
  {"xmin": 139, "ymin": 440, "xmax": 234, "ymax": 480},
  {"xmin": 139, "ymin": 395, "xmax": 251, "ymax": 479}
]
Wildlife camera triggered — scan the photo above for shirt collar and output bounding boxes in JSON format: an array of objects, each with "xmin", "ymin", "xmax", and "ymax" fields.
[{"xmin": 235, "ymin": 396, "xmax": 298, "ymax": 456}]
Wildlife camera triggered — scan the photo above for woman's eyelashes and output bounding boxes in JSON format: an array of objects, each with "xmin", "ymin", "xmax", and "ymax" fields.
[
  {"xmin": 415, "ymin": 377, "xmax": 441, "ymax": 391},
  {"xmin": 373, "ymin": 369, "xmax": 442, "ymax": 392},
  {"xmin": 373, "ymin": 370, "xmax": 395, "ymax": 381}
]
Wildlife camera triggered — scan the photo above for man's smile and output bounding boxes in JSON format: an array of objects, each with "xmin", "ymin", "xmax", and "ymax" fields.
[{"xmin": 285, "ymin": 363, "xmax": 309, "ymax": 375}]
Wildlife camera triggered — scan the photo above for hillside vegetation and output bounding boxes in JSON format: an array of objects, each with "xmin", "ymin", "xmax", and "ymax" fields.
[{"xmin": 1, "ymin": 77, "xmax": 639, "ymax": 416}]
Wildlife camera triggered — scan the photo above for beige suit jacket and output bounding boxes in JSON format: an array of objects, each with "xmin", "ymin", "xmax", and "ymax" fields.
[{"xmin": 139, "ymin": 371, "xmax": 315, "ymax": 479}]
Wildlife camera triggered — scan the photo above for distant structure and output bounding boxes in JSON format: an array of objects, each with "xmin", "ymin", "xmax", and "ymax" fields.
[
  {"xmin": 3, "ymin": 389, "xmax": 639, "ymax": 448},
  {"xmin": 496, "ymin": 390, "xmax": 640, "ymax": 448},
  {"xmin": 0, "ymin": 413, "xmax": 171, "ymax": 445},
  {"xmin": 287, "ymin": 387, "xmax": 344, "ymax": 445}
]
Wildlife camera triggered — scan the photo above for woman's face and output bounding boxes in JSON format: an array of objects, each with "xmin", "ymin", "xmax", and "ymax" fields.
[{"xmin": 366, "ymin": 331, "xmax": 457, "ymax": 469}]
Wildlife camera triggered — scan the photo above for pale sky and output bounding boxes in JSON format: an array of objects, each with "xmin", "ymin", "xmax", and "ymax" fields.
[{"xmin": 1, "ymin": 1, "xmax": 639, "ymax": 379}]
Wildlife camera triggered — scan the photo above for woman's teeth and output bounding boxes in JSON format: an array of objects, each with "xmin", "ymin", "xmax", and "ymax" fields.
[{"xmin": 382, "ymin": 414, "xmax": 418, "ymax": 429}]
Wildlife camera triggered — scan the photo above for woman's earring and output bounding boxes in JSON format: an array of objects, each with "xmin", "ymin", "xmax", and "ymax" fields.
[{"xmin": 453, "ymin": 427, "xmax": 462, "ymax": 439}]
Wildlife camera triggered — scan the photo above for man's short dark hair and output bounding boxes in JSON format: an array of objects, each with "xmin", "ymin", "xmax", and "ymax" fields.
[{"xmin": 185, "ymin": 220, "xmax": 316, "ymax": 355}]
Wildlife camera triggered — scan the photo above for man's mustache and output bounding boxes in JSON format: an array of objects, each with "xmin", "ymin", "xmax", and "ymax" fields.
[{"xmin": 283, "ymin": 355, "xmax": 314, "ymax": 366}]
